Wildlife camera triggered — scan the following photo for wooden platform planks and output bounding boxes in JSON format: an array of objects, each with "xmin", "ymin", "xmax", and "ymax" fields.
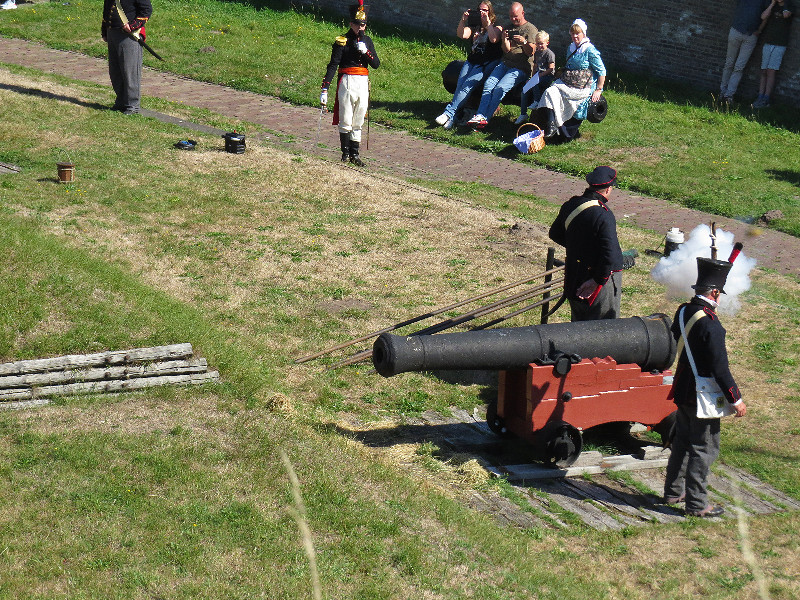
[
  {"xmin": 402, "ymin": 407, "xmax": 800, "ymax": 531},
  {"xmin": 715, "ymin": 464, "xmax": 800, "ymax": 511}
]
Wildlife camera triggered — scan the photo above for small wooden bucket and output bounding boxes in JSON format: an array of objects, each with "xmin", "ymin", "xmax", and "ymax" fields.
[
  {"xmin": 57, "ymin": 162, "xmax": 75, "ymax": 183},
  {"xmin": 515, "ymin": 123, "xmax": 546, "ymax": 154}
]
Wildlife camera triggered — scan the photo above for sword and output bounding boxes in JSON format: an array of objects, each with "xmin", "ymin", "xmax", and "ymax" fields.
[
  {"xmin": 114, "ymin": 0, "xmax": 164, "ymax": 61},
  {"xmin": 365, "ymin": 79, "xmax": 370, "ymax": 151},
  {"xmin": 315, "ymin": 103, "xmax": 326, "ymax": 147},
  {"xmin": 125, "ymin": 30, "xmax": 164, "ymax": 61}
]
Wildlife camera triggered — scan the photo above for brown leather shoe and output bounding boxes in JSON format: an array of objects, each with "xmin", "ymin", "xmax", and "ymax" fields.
[
  {"xmin": 686, "ymin": 504, "xmax": 724, "ymax": 518},
  {"xmin": 664, "ymin": 494, "xmax": 685, "ymax": 505}
]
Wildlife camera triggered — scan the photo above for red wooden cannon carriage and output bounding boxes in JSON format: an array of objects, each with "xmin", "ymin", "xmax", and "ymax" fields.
[{"xmin": 491, "ymin": 356, "xmax": 675, "ymax": 467}]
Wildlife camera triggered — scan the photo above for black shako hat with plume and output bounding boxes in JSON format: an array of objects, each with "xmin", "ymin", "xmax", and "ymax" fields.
[
  {"xmin": 693, "ymin": 257, "xmax": 733, "ymax": 294},
  {"xmin": 350, "ymin": 0, "xmax": 368, "ymax": 23}
]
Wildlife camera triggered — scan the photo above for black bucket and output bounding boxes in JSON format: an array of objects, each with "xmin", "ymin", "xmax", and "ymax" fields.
[{"xmin": 223, "ymin": 132, "xmax": 246, "ymax": 154}]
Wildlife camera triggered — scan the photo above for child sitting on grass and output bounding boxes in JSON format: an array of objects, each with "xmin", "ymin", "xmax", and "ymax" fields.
[{"xmin": 515, "ymin": 31, "xmax": 556, "ymax": 125}]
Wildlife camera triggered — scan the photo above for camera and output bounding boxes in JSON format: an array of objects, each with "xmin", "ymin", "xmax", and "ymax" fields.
[
  {"xmin": 506, "ymin": 29, "xmax": 520, "ymax": 39},
  {"xmin": 467, "ymin": 9, "xmax": 482, "ymax": 28}
]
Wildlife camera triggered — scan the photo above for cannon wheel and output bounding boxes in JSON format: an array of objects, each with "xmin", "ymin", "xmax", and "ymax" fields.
[
  {"xmin": 486, "ymin": 399, "xmax": 512, "ymax": 438},
  {"xmin": 654, "ymin": 410, "xmax": 677, "ymax": 448},
  {"xmin": 544, "ymin": 422, "xmax": 583, "ymax": 468}
]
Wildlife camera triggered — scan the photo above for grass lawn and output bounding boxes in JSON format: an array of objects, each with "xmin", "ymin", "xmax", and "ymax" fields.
[
  {"xmin": 1, "ymin": 0, "xmax": 800, "ymax": 236},
  {"xmin": 1, "ymin": 57, "xmax": 800, "ymax": 599}
]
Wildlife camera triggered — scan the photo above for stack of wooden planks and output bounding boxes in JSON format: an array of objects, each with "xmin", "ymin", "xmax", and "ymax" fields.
[{"xmin": 0, "ymin": 343, "xmax": 218, "ymax": 409}]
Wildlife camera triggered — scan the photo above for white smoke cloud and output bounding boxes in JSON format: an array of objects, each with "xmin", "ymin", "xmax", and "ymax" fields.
[{"xmin": 650, "ymin": 224, "xmax": 757, "ymax": 315}]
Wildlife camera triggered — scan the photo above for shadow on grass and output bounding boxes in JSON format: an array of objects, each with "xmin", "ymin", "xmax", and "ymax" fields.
[
  {"xmin": 228, "ymin": 0, "xmax": 454, "ymax": 45},
  {"xmin": 325, "ymin": 414, "xmax": 652, "ymax": 469},
  {"xmin": 0, "ymin": 82, "xmax": 108, "ymax": 111},
  {"xmin": 766, "ymin": 169, "xmax": 800, "ymax": 188},
  {"xmin": 609, "ymin": 70, "xmax": 800, "ymax": 134},
  {"xmin": 375, "ymin": 98, "xmax": 532, "ymax": 159}
]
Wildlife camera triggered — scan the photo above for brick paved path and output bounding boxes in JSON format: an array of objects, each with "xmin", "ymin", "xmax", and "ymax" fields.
[{"xmin": 1, "ymin": 36, "xmax": 797, "ymax": 276}]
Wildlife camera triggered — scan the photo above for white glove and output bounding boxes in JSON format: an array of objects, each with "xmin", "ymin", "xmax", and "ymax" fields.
[
  {"xmin": 356, "ymin": 41, "xmax": 368, "ymax": 54},
  {"xmin": 320, "ymin": 90, "xmax": 328, "ymax": 106}
]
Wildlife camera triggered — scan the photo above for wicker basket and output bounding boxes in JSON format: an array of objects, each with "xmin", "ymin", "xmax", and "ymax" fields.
[{"xmin": 515, "ymin": 123, "xmax": 546, "ymax": 154}]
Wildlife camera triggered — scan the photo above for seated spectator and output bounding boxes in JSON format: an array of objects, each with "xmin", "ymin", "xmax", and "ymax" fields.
[
  {"xmin": 536, "ymin": 18, "xmax": 605, "ymax": 141},
  {"xmin": 753, "ymin": 0, "xmax": 794, "ymax": 108},
  {"xmin": 466, "ymin": 2, "xmax": 537, "ymax": 129},
  {"xmin": 435, "ymin": 2, "xmax": 503, "ymax": 129},
  {"xmin": 515, "ymin": 30, "xmax": 556, "ymax": 125}
]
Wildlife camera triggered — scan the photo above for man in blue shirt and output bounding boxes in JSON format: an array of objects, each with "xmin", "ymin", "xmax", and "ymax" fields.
[{"xmin": 720, "ymin": 0, "xmax": 770, "ymax": 102}]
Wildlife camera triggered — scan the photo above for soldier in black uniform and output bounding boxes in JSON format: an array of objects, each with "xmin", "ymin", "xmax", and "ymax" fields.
[
  {"xmin": 663, "ymin": 257, "xmax": 746, "ymax": 518},
  {"xmin": 548, "ymin": 165, "xmax": 623, "ymax": 321},
  {"xmin": 102, "ymin": 0, "xmax": 152, "ymax": 114},
  {"xmin": 320, "ymin": 1, "xmax": 380, "ymax": 166}
]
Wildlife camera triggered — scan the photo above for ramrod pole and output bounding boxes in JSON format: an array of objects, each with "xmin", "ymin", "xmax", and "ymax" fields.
[{"xmin": 372, "ymin": 314, "xmax": 676, "ymax": 377}]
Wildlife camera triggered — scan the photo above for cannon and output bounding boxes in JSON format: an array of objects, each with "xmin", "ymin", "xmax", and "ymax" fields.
[{"xmin": 373, "ymin": 314, "xmax": 678, "ymax": 467}]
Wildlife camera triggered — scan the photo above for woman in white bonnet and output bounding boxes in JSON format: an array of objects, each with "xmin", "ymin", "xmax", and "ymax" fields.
[{"xmin": 537, "ymin": 18, "xmax": 606, "ymax": 141}]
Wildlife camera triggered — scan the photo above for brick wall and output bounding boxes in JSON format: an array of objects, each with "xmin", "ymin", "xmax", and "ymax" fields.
[{"xmin": 295, "ymin": 0, "xmax": 800, "ymax": 105}]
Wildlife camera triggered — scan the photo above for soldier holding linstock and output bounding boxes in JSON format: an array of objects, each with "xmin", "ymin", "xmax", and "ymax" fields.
[{"xmin": 320, "ymin": 0, "xmax": 380, "ymax": 167}]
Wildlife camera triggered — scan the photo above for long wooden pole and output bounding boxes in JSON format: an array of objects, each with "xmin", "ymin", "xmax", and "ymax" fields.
[
  {"xmin": 710, "ymin": 222, "xmax": 718, "ymax": 260},
  {"xmin": 327, "ymin": 278, "xmax": 564, "ymax": 369},
  {"xmin": 295, "ymin": 266, "xmax": 564, "ymax": 363},
  {"xmin": 540, "ymin": 247, "xmax": 556, "ymax": 324},
  {"xmin": 472, "ymin": 293, "xmax": 563, "ymax": 330},
  {"xmin": 412, "ymin": 277, "xmax": 564, "ymax": 337}
]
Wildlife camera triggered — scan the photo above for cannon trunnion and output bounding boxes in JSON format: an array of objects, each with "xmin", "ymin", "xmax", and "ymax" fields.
[{"xmin": 373, "ymin": 315, "xmax": 678, "ymax": 467}]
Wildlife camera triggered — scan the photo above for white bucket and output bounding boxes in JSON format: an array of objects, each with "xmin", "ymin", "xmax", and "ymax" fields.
[{"xmin": 664, "ymin": 228, "xmax": 684, "ymax": 256}]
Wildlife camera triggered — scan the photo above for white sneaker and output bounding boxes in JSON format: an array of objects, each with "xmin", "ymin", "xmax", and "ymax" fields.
[
  {"xmin": 466, "ymin": 113, "xmax": 486, "ymax": 124},
  {"xmin": 435, "ymin": 112, "xmax": 450, "ymax": 126},
  {"xmin": 443, "ymin": 118, "xmax": 454, "ymax": 130},
  {"xmin": 1, "ymin": 1, "xmax": 18, "ymax": 9},
  {"xmin": 514, "ymin": 114, "xmax": 528, "ymax": 125}
]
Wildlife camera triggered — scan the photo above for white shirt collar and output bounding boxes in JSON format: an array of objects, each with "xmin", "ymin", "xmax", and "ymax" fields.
[{"xmin": 695, "ymin": 294, "xmax": 718, "ymax": 309}]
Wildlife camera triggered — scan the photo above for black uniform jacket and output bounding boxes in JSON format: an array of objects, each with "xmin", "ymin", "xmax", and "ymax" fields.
[
  {"xmin": 548, "ymin": 189, "xmax": 623, "ymax": 297},
  {"xmin": 670, "ymin": 296, "xmax": 742, "ymax": 408},
  {"xmin": 322, "ymin": 29, "xmax": 380, "ymax": 88},
  {"xmin": 102, "ymin": 0, "xmax": 152, "ymax": 37}
]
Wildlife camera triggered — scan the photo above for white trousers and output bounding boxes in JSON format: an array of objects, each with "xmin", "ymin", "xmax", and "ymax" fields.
[{"xmin": 337, "ymin": 74, "xmax": 369, "ymax": 142}]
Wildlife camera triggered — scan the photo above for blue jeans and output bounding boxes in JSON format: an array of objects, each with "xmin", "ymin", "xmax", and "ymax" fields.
[
  {"xmin": 476, "ymin": 62, "xmax": 526, "ymax": 119},
  {"xmin": 443, "ymin": 59, "xmax": 500, "ymax": 120},
  {"xmin": 520, "ymin": 74, "xmax": 554, "ymax": 113}
]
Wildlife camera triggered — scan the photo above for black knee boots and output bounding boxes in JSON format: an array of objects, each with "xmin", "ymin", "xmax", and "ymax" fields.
[
  {"xmin": 339, "ymin": 133, "xmax": 364, "ymax": 166},
  {"xmin": 339, "ymin": 132, "xmax": 350, "ymax": 162},
  {"xmin": 543, "ymin": 108, "xmax": 558, "ymax": 139},
  {"xmin": 349, "ymin": 140, "xmax": 363, "ymax": 167}
]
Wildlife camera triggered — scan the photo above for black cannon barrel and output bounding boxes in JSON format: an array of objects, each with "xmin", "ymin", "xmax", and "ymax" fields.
[{"xmin": 372, "ymin": 314, "xmax": 676, "ymax": 377}]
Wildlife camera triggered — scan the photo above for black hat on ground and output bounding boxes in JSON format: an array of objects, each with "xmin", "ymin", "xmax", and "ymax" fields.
[
  {"xmin": 692, "ymin": 257, "xmax": 733, "ymax": 294},
  {"xmin": 586, "ymin": 165, "xmax": 617, "ymax": 188},
  {"xmin": 350, "ymin": 2, "xmax": 368, "ymax": 23}
]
